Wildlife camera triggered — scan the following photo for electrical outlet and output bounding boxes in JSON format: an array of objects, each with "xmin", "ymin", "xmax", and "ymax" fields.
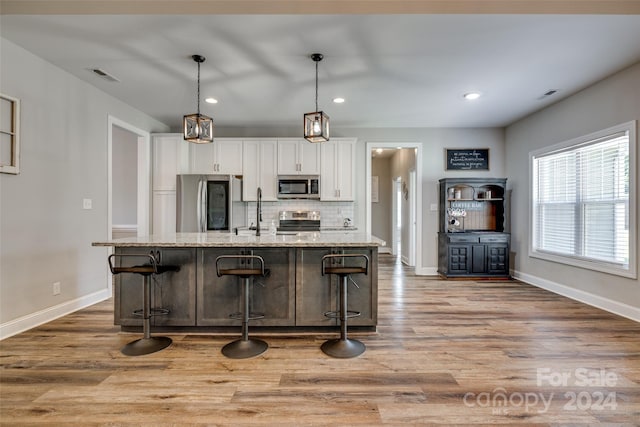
[
  {"xmin": 430, "ymin": 203, "xmax": 438, "ymax": 211},
  {"xmin": 83, "ymin": 198, "xmax": 92, "ymax": 210},
  {"xmin": 53, "ymin": 282, "xmax": 61, "ymax": 295}
]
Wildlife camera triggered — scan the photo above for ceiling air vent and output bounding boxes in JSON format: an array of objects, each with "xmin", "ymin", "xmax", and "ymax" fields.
[
  {"xmin": 537, "ymin": 89, "xmax": 558, "ymax": 100},
  {"xmin": 90, "ymin": 68, "xmax": 120, "ymax": 82}
]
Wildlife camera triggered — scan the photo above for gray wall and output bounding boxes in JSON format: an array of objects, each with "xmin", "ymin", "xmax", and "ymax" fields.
[
  {"xmin": 371, "ymin": 156, "xmax": 393, "ymax": 250},
  {"xmin": 505, "ymin": 61, "xmax": 640, "ymax": 313},
  {"xmin": 0, "ymin": 38, "xmax": 169, "ymax": 326},
  {"xmin": 112, "ymin": 125, "xmax": 138, "ymax": 225}
]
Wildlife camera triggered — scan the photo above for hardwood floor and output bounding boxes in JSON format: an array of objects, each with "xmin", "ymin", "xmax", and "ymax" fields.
[{"xmin": 1, "ymin": 254, "xmax": 639, "ymax": 425}]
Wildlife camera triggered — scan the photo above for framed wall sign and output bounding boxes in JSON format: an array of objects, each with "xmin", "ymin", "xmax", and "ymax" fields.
[{"xmin": 446, "ymin": 148, "xmax": 489, "ymax": 170}]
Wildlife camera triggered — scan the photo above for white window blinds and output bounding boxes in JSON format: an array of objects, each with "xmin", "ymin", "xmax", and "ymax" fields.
[{"xmin": 531, "ymin": 122, "xmax": 636, "ymax": 278}]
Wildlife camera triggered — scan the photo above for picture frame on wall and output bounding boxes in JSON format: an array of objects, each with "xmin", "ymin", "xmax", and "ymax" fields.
[
  {"xmin": 371, "ymin": 175, "xmax": 379, "ymax": 203},
  {"xmin": 445, "ymin": 148, "xmax": 489, "ymax": 171}
]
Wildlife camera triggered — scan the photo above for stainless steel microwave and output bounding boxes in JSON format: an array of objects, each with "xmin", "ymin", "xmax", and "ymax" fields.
[{"xmin": 277, "ymin": 175, "xmax": 320, "ymax": 199}]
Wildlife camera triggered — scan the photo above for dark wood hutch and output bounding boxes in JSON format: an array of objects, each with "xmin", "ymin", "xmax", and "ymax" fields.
[{"xmin": 437, "ymin": 178, "xmax": 510, "ymax": 278}]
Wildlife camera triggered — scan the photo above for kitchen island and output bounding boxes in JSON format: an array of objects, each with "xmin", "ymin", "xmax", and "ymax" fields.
[{"xmin": 93, "ymin": 232, "xmax": 384, "ymax": 332}]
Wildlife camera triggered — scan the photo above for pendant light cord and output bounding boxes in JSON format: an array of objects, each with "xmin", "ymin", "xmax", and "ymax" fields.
[
  {"xmin": 315, "ymin": 59, "xmax": 319, "ymax": 112},
  {"xmin": 196, "ymin": 61, "xmax": 201, "ymax": 116}
]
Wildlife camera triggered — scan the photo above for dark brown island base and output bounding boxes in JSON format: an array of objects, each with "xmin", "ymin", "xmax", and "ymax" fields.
[{"xmin": 92, "ymin": 232, "xmax": 384, "ymax": 333}]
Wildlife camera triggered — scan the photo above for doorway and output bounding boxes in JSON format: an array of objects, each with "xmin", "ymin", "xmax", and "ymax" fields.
[
  {"xmin": 108, "ymin": 115, "xmax": 151, "ymax": 241},
  {"xmin": 366, "ymin": 142, "xmax": 422, "ymax": 275},
  {"xmin": 392, "ymin": 176, "xmax": 402, "ymax": 257}
]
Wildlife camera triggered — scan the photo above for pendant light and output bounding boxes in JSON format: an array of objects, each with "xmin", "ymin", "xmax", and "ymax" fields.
[
  {"xmin": 183, "ymin": 54, "xmax": 213, "ymax": 144},
  {"xmin": 303, "ymin": 53, "xmax": 329, "ymax": 143}
]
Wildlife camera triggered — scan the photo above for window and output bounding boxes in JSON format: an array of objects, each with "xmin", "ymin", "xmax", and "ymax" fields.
[
  {"xmin": 0, "ymin": 93, "xmax": 20, "ymax": 175},
  {"xmin": 530, "ymin": 121, "xmax": 636, "ymax": 278}
]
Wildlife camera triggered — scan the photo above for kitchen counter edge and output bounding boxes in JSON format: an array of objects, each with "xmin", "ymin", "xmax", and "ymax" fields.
[{"xmin": 92, "ymin": 232, "xmax": 386, "ymax": 248}]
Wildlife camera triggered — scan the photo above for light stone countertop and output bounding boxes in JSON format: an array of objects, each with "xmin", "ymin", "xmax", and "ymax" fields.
[{"xmin": 92, "ymin": 232, "xmax": 385, "ymax": 248}]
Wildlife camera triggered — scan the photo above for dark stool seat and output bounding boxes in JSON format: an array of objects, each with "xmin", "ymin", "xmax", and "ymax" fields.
[
  {"xmin": 321, "ymin": 254, "xmax": 369, "ymax": 358},
  {"xmin": 216, "ymin": 254, "xmax": 270, "ymax": 359},
  {"xmin": 108, "ymin": 254, "xmax": 180, "ymax": 356}
]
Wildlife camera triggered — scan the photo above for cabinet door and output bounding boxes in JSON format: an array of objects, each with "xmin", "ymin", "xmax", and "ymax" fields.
[
  {"xmin": 343, "ymin": 247, "xmax": 377, "ymax": 326},
  {"xmin": 487, "ymin": 244, "xmax": 509, "ymax": 275},
  {"xmin": 242, "ymin": 140, "xmax": 260, "ymax": 201},
  {"xmin": 259, "ymin": 140, "xmax": 278, "ymax": 201},
  {"xmin": 152, "ymin": 190, "xmax": 176, "ymax": 235},
  {"xmin": 215, "ymin": 139, "xmax": 243, "ymax": 175},
  {"xmin": 197, "ymin": 248, "xmax": 295, "ymax": 326},
  {"xmin": 243, "ymin": 140, "xmax": 278, "ymax": 202},
  {"xmin": 189, "ymin": 142, "xmax": 215, "ymax": 174},
  {"xmin": 296, "ymin": 248, "xmax": 337, "ymax": 326},
  {"xmin": 320, "ymin": 139, "xmax": 355, "ymax": 201},
  {"xmin": 320, "ymin": 141, "xmax": 338, "ymax": 200},
  {"xmin": 335, "ymin": 140, "xmax": 355, "ymax": 200},
  {"xmin": 471, "ymin": 244, "xmax": 486, "ymax": 274},
  {"xmin": 152, "ymin": 134, "xmax": 182, "ymax": 191},
  {"xmin": 448, "ymin": 244, "xmax": 470, "ymax": 274},
  {"xmin": 299, "ymin": 140, "xmax": 320, "ymax": 174},
  {"xmin": 113, "ymin": 247, "xmax": 195, "ymax": 327},
  {"xmin": 277, "ymin": 139, "xmax": 300, "ymax": 174},
  {"xmin": 153, "ymin": 248, "xmax": 197, "ymax": 326}
]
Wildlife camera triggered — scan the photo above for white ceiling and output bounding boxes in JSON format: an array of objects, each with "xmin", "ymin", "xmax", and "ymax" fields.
[{"xmin": 2, "ymin": 10, "xmax": 640, "ymax": 130}]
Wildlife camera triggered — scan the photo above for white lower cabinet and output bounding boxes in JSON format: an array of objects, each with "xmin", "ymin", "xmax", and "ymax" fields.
[
  {"xmin": 152, "ymin": 190, "xmax": 176, "ymax": 235},
  {"xmin": 320, "ymin": 138, "xmax": 356, "ymax": 201}
]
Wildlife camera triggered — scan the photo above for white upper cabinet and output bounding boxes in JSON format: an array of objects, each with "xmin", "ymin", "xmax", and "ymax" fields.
[
  {"xmin": 152, "ymin": 134, "xmax": 188, "ymax": 191},
  {"xmin": 189, "ymin": 138, "xmax": 243, "ymax": 175},
  {"xmin": 320, "ymin": 138, "xmax": 356, "ymax": 201},
  {"xmin": 242, "ymin": 139, "xmax": 278, "ymax": 201},
  {"xmin": 277, "ymin": 139, "xmax": 320, "ymax": 175}
]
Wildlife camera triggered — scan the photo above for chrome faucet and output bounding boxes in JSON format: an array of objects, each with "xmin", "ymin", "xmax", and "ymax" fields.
[{"xmin": 256, "ymin": 187, "xmax": 262, "ymax": 236}]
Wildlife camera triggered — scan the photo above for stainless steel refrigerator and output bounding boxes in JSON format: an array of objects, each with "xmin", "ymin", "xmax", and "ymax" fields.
[{"xmin": 176, "ymin": 175, "xmax": 246, "ymax": 232}]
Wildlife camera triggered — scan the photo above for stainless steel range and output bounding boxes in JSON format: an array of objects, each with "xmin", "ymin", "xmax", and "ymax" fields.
[{"xmin": 277, "ymin": 210, "xmax": 320, "ymax": 234}]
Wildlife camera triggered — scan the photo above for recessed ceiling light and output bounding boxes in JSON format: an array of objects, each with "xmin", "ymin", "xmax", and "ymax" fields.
[
  {"xmin": 463, "ymin": 92, "xmax": 481, "ymax": 100},
  {"xmin": 333, "ymin": 97, "xmax": 345, "ymax": 104},
  {"xmin": 205, "ymin": 97, "xmax": 218, "ymax": 104},
  {"xmin": 376, "ymin": 148, "xmax": 383, "ymax": 154}
]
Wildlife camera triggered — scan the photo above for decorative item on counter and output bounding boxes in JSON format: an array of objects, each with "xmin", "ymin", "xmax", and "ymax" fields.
[
  {"xmin": 303, "ymin": 53, "xmax": 329, "ymax": 143},
  {"xmin": 343, "ymin": 218, "xmax": 352, "ymax": 227}
]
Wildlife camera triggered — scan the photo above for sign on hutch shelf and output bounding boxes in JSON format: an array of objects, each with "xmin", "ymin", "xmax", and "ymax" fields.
[{"xmin": 446, "ymin": 148, "xmax": 489, "ymax": 170}]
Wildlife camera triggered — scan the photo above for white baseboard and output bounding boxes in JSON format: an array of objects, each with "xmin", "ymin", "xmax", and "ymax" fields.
[
  {"xmin": 513, "ymin": 270, "xmax": 640, "ymax": 323},
  {"xmin": 0, "ymin": 288, "xmax": 111, "ymax": 340},
  {"xmin": 417, "ymin": 266, "xmax": 439, "ymax": 276},
  {"xmin": 379, "ymin": 247, "xmax": 392, "ymax": 254}
]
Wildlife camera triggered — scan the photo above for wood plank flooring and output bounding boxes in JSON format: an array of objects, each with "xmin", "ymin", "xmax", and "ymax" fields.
[{"xmin": 1, "ymin": 255, "xmax": 639, "ymax": 425}]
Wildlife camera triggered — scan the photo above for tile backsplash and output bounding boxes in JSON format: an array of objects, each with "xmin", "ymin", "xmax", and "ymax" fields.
[{"xmin": 247, "ymin": 201, "xmax": 355, "ymax": 228}]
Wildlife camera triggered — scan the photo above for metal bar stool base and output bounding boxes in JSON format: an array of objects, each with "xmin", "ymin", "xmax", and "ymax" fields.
[
  {"xmin": 321, "ymin": 338, "xmax": 365, "ymax": 358},
  {"xmin": 222, "ymin": 338, "xmax": 268, "ymax": 359},
  {"xmin": 121, "ymin": 336, "xmax": 172, "ymax": 356}
]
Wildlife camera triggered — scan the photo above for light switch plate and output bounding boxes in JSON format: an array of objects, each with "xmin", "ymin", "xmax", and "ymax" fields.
[{"xmin": 83, "ymin": 198, "xmax": 92, "ymax": 210}]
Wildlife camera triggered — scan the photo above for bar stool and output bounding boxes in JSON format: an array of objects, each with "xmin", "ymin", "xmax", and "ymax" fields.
[
  {"xmin": 108, "ymin": 253, "xmax": 180, "ymax": 356},
  {"xmin": 215, "ymin": 254, "xmax": 270, "ymax": 359},
  {"xmin": 321, "ymin": 253, "xmax": 369, "ymax": 358}
]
